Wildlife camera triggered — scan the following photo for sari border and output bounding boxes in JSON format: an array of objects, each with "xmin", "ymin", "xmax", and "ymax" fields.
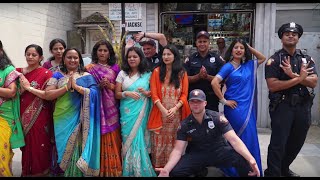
[
  {"xmin": 237, "ymin": 60, "xmax": 257, "ymax": 136},
  {"xmin": 21, "ymin": 98, "xmax": 43, "ymax": 135},
  {"xmin": 81, "ymin": 87, "xmax": 90, "ymax": 151},
  {"xmin": 121, "ymin": 97, "xmax": 148, "ymax": 158},
  {"xmin": 76, "ymin": 157, "xmax": 99, "ymax": 176}
]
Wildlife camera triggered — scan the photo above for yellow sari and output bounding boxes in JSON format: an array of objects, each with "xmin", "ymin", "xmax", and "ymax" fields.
[{"xmin": 0, "ymin": 116, "xmax": 14, "ymax": 177}]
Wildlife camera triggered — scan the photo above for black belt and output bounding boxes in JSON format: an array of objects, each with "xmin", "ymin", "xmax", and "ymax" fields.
[{"xmin": 282, "ymin": 94, "xmax": 307, "ymax": 106}]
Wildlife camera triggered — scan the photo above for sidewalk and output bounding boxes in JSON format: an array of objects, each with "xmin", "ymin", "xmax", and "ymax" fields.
[{"xmin": 12, "ymin": 126, "xmax": 320, "ymax": 177}]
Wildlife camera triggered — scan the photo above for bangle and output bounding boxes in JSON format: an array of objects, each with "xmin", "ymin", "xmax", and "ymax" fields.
[
  {"xmin": 219, "ymin": 98, "xmax": 227, "ymax": 105},
  {"xmin": 122, "ymin": 91, "xmax": 127, "ymax": 98},
  {"xmin": 78, "ymin": 86, "xmax": 83, "ymax": 93},
  {"xmin": 64, "ymin": 85, "xmax": 68, "ymax": 91},
  {"xmin": 175, "ymin": 104, "xmax": 179, "ymax": 110},
  {"xmin": 28, "ymin": 86, "xmax": 34, "ymax": 92}
]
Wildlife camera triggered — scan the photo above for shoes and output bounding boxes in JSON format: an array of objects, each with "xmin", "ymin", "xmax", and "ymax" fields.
[
  {"xmin": 282, "ymin": 169, "xmax": 300, "ymax": 177},
  {"xmin": 195, "ymin": 167, "xmax": 208, "ymax": 177}
]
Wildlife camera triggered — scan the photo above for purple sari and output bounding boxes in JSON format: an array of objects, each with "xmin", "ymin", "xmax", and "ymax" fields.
[{"xmin": 85, "ymin": 63, "xmax": 120, "ymax": 134}]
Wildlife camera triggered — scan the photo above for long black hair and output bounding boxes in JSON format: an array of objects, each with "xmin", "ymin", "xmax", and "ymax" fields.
[
  {"xmin": 91, "ymin": 40, "xmax": 116, "ymax": 66},
  {"xmin": 224, "ymin": 38, "xmax": 252, "ymax": 63},
  {"xmin": 60, "ymin": 48, "xmax": 85, "ymax": 74},
  {"xmin": 159, "ymin": 44, "xmax": 185, "ymax": 89},
  {"xmin": 48, "ymin": 38, "xmax": 66, "ymax": 61},
  {"xmin": 25, "ymin": 44, "xmax": 44, "ymax": 65},
  {"xmin": 122, "ymin": 46, "xmax": 149, "ymax": 75},
  {"xmin": 0, "ymin": 40, "xmax": 14, "ymax": 70}
]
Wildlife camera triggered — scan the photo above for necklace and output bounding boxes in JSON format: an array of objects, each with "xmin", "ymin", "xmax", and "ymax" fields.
[
  {"xmin": 230, "ymin": 60, "xmax": 240, "ymax": 65},
  {"xmin": 98, "ymin": 62, "xmax": 109, "ymax": 67}
]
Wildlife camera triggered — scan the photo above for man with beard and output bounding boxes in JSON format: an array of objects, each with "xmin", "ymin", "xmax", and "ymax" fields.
[{"xmin": 264, "ymin": 22, "xmax": 318, "ymax": 177}]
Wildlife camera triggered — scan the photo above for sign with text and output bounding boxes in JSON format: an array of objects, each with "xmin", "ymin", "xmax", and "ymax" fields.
[
  {"xmin": 109, "ymin": 3, "xmax": 142, "ymax": 20},
  {"xmin": 125, "ymin": 20, "xmax": 143, "ymax": 31}
]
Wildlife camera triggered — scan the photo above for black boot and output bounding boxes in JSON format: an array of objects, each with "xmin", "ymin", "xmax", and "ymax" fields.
[{"xmin": 281, "ymin": 169, "xmax": 300, "ymax": 177}]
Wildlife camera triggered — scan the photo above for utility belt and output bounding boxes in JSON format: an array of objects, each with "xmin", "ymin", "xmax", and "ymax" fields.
[
  {"xmin": 269, "ymin": 93, "xmax": 315, "ymax": 112},
  {"xmin": 282, "ymin": 94, "xmax": 308, "ymax": 106}
]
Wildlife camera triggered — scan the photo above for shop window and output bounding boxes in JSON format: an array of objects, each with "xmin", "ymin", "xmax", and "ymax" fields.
[{"xmin": 160, "ymin": 11, "xmax": 253, "ymax": 59}]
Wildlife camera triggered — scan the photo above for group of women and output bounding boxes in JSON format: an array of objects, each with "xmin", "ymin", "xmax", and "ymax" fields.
[{"xmin": 0, "ymin": 36, "xmax": 266, "ymax": 177}]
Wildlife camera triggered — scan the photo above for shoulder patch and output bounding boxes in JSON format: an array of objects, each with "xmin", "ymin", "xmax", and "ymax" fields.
[
  {"xmin": 184, "ymin": 57, "xmax": 189, "ymax": 63},
  {"xmin": 310, "ymin": 57, "xmax": 315, "ymax": 63},
  {"xmin": 219, "ymin": 114, "xmax": 229, "ymax": 124},
  {"xmin": 266, "ymin": 58, "xmax": 274, "ymax": 66}
]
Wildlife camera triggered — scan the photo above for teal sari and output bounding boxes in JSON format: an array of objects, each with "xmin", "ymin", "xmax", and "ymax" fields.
[
  {"xmin": 48, "ymin": 71, "xmax": 101, "ymax": 177},
  {"xmin": 118, "ymin": 71, "xmax": 156, "ymax": 177}
]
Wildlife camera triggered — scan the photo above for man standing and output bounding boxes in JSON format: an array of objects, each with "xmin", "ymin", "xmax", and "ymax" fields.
[
  {"xmin": 134, "ymin": 32, "xmax": 167, "ymax": 71},
  {"xmin": 216, "ymin": 37, "xmax": 227, "ymax": 58},
  {"xmin": 264, "ymin": 22, "xmax": 318, "ymax": 177},
  {"xmin": 184, "ymin": 31, "xmax": 225, "ymax": 112},
  {"xmin": 155, "ymin": 89, "xmax": 260, "ymax": 177}
]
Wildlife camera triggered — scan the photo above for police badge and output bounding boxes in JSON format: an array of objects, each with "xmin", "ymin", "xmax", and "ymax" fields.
[{"xmin": 208, "ymin": 121, "xmax": 215, "ymax": 129}]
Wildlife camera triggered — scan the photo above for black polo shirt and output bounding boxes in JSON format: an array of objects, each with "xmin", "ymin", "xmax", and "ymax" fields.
[
  {"xmin": 265, "ymin": 48, "xmax": 317, "ymax": 96},
  {"xmin": 177, "ymin": 109, "xmax": 233, "ymax": 153},
  {"xmin": 184, "ymin": 51, "xmax": 225, "ymax": 111}
]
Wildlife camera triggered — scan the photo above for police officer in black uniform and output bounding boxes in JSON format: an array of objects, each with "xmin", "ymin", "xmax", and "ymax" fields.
[
  {"xmin": 184, "ymin": 31, "xmax": 225, "ymax": 112},
  {"xmin": 155, "ymin": 89, "xmax": 260, "ymax": 177},
  {"xmin": 264, "ymin": 22, "xmax": 318, "ymax": 177},
  {"xmin": 134, "ymin": 32, "xmax": 167, "ymax": 71}
]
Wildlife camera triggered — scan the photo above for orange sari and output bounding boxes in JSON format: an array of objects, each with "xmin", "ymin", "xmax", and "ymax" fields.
[{"xmin": 148, "ymin": 67, "xmax": 190, "ymax": 167}]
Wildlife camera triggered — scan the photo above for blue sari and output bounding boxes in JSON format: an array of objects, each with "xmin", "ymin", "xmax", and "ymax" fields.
[
  {"xmin": 216, "ymin": 60, "xmax": 262, "ymax": 177},
  {"xmin": 49, "ymin": 72, "xmax": 101, "ymax": 176},
  {"xmin": 119, "ymin": 72, "xmax": 156, "ymax": 177}
]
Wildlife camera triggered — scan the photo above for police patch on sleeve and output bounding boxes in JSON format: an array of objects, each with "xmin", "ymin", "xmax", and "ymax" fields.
[
  {"xmin": 266, "ymin": 58, "xmax": 274, "ymax": 66},
  {"xmin": 311, "ymin": 57, "xmax": 315, "ymax": 63}
]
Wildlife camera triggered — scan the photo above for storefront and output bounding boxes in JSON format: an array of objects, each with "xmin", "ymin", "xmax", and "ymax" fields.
[{"xmin": 159, "ymin": 3, "xmax": 255, "ymax": 59}]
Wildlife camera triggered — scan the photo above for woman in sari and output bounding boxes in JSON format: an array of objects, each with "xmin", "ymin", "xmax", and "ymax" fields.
[
  {"xmin": 115, "ymin": 46, "xmax": 155, "ymax": 177},
  {"xmin": 0, "ymin": 40, "xmax": 25, "ymax": 177},
  {"xmin": 85, "ymin": 40, "xmax": 122, "ymax": 177},
  {"xmin": 42, "ymin": 38, "xmax": 66, "ymax": 176},
  {"xmin": 148, "ymin": 44, "xmax": 191, "ymax": 168},
  {"xmin": 211, "ymin": 39, "xmax": 266, "ymax": 177},
  {"xmin": 43, "ymin": 38, "xmax": 66, "ymax": 72},
  {"xmin": 44, "ymin": 48, "xmax": 101, "ymax": 177},
  {"xmin": 17, "ymin": 44, "xmax": 53, "ymax": 176}
]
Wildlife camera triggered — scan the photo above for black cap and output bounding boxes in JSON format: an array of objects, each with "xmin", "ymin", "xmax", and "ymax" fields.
[
  {"xmin": 278, "ymin": 22, "xmax": 303, "ymax": 39},
  {"xmin": 196, "ymin": 31, "xmax": 210, "ymax": 39},
  {"xmin": 189, "ymin": 89, "xmax": 206, "ymax": 101},
  {"xmin": 139, "ymin": 38, "xmax": 156, "ymax": 47}
]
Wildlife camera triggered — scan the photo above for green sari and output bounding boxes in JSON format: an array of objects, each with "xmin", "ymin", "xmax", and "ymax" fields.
[{"xmin": 0, "ymin": 65, "xmax": 25, "ymax": 149}]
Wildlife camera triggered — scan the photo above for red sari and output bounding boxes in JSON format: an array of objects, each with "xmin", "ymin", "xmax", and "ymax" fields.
[{"xmin": 16, "ymin": 67, "xmax": 53, "ymax": 176}]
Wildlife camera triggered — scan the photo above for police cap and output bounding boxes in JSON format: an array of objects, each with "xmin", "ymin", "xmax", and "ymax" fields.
[{"xmin": 278, "ymin": 22, "xmax": 303, "ymax": 39}]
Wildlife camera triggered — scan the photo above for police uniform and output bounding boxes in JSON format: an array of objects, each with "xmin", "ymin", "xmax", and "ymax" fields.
[
  {"xmin": 264, "ymin": 22, "xmax": 317, "ymax": 177},
  {"xmin": 140, "ymin": 40, "xmax": 164, "ymax": 71},
  {"xmin": 169, "ymin": 109, "xmax": 253, "ymax": 177},
  {"xmin": 184, "ymin": 51, "xmax": 225, "ymax": 112}
]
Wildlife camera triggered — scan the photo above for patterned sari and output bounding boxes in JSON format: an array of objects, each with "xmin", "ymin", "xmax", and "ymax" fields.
[
  {"xmin": 47, "ymin": 71, "xmax": 101, "ymax": 177},
  {"xmin": 216, "ymin": 60, "xmax": 262, "ymax": 177},
  {"xmin": 0, "ymin": 65, "xmax": 25, "ymax": 176},
  {"xmin": 85, "ymin": 63, "xmax": 122, "ymax": 177},
  {"xmin": 116, "ymin": 71, "xmax": 156, "ymax": 177},
  {"xmin": 16, "ymin": 67, "xmax": 53, "ymax": 176},
  {"xmin": 148, "ymin": 67, "xmax": 190, "ymax": 168}
]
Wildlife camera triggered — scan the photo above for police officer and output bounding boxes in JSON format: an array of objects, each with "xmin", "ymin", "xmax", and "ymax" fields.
[
  {"xmin": 184, "ymin": 31, "xmax": 225, "ymax": 112},
  {"xmin": 264, "ymin": 22, "xmax": 318, "ymax": 177},
  {"xmin": 134, "ymin": 32, "xmax": 167, "ymax": 71},
  {"xmin": 155, "ymin": 89, "xmax": 260, "ymax": 177}
]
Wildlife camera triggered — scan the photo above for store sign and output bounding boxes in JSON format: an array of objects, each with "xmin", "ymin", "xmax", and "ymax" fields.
[
  {"xmin": 109, "ymin": 3, "xmax": 142, "ymax": 20},
  {"xmin": 126, "ymin": 20, "xmax": 143, "ymax": 31}
]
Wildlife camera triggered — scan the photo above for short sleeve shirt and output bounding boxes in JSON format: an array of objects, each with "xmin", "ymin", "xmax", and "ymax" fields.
[
  {"xmin": 176, "ymin": 109, "xmax": 233, "ymax": 152},
  {"xmin": 265, "ymin": 48, "xmax": 318, "ymax": 96}
]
